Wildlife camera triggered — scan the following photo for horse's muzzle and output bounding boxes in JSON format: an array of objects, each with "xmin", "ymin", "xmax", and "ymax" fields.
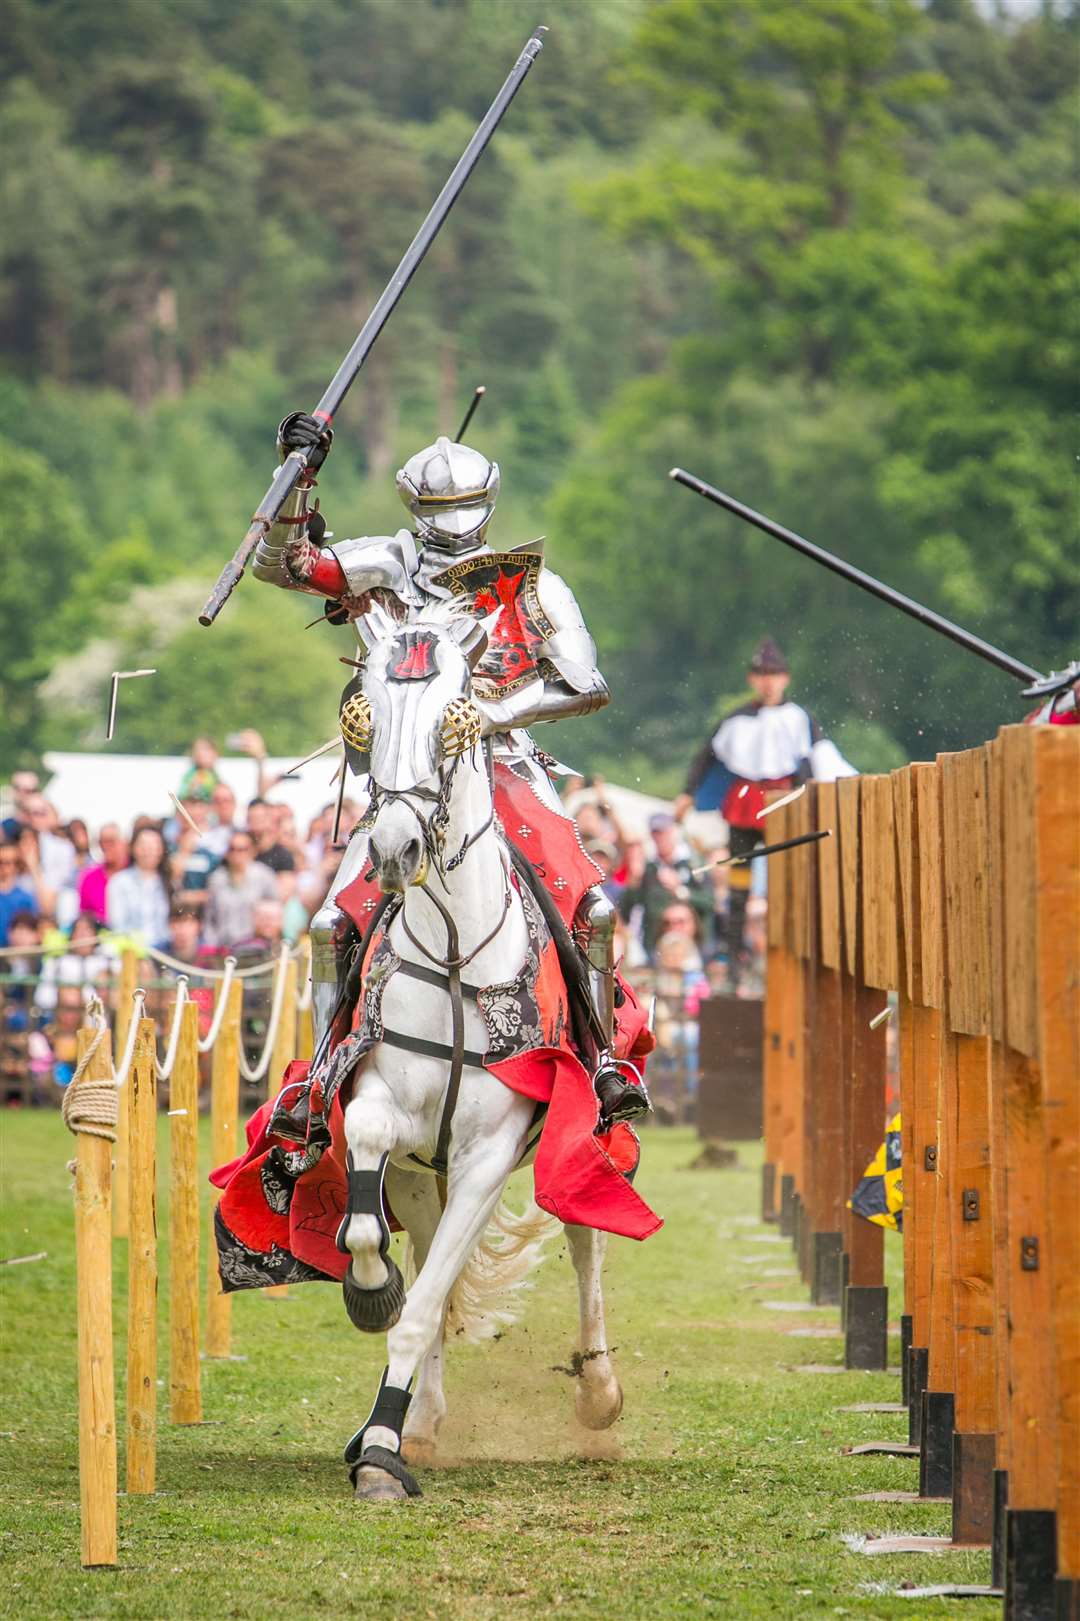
[{"xmin": 369, "ymin": 834, "xmax": 427, "ymax": 894}]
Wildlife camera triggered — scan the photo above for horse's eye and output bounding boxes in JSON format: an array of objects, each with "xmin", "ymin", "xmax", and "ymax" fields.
[{"xmin": 440, "ymin": 697, "xmax": 482, "ymax": 757}]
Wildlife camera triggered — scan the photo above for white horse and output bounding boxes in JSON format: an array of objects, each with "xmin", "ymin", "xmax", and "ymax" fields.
[{"xmin": 333, "ymin": 607, "xmax": 623, "ymax": 1502}]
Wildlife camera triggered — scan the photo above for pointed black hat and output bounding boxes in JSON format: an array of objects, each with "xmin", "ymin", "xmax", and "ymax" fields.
[{"xmin": 748, "ymin": 635, "xmax": 789, "ymax": 675}]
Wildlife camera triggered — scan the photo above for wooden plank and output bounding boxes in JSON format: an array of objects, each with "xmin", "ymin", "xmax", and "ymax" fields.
[
  {"xmin": 941, "ymin": 750, "xmax": 991, "ymax": 1037},
  {"xmin": 778, "ymin": 946, "xmax": 805, "ymax": 1203},
  {"xmin": 126, "ymin": 1017, "xmax": 158, "ymax": 1495},
  {"xmin": 898, "ymin": 988, "xmax": 915, "ymax": 1323},
  {"xmin": 1034, "ymin": 726, "xmax": 1080, "ymax": 1576},
  {"xmin": 73, "ymin": 1023, "xmax": 117, "ymax": 1567},
  {"xmin": 789, "ymin": 792, "xmax": 812, "ymax": 962},
  {"xmin": 837, "ymin": 777, "xmax": 860, "ymax": 980},
  {"xmin": 986, "ymin": 739, "xmax": 1011, "ymax": 1474},
  {"xmin": 816, "ymin": 782, "xmax": 841, "ymax": 974},
  {"xmin": 763, "ymin": 944, "xmax": 785, "ymax": 1215},
  {"xmin": 847, "ymin": 981, "xmax": 886, "ymax": 1288},
  {"xmin": 948, "ymin": 1033, "xmax": 995, "ymax": 1439},
  {"xmin": 924, "ymin": 773, "xmax": 955, "ymax": 1399},
  {"xmin": 1001, "ymin": 1044, "xmax": 1056, "ymax": 1510},
  {"xmin": 810, "ymin": 964, "xmax": 845, "ymax": 1232},
  {"xmin": 169, "ymin": 1001, "xmax": 202, "ymax": 1425},
  {"xmin": 860, "ymin": 775, "xmax": 898, "ymax": 993},
  {"xmin": 913, "ymin": 765, "xmax": 944, "ymax": 1012},
  {"xmin": 1000, "ymin": 725, "xmax": 1038, "ymax": 1058},
  {"xmin": 206, "ymin": 979, "xmax": 242, "ymax": 1358},
  {"xmin": 910, "ymin": 1003, "xmax": 942, "ymax": 1354},
  {"xmin": 892, "ymin": 769, "xmax": 915, "ymax": 1004},
  {"xmin": 766, "ymin": 801, "xmax": 789, "ymax": 951}
]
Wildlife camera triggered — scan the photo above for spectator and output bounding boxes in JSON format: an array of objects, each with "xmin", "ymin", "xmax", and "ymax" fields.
[
  {"xmin": 0, "ymin": 841, "xmax": 38, "ymax": 945},
  {"xmin": 34, "ymin": 913, "xmax": 112, "ymax": 1012},
  {"xmin": 18, "ymin": 795, "xmax": 78, "ymax": 914},
  {"xmin": 203, "ymin": 781, "xmax": 241, "ymax": 860},
  {"xmin": 235, "ymin": 897, "xmax": 286, "ymax": 956},
  {"xmin": 618, "ymin": 813, "xmax": 713, "ymax": 960},
  {"xmin": 203, "ymin": 830, "xmax": 278, "ymax": 948},
  {"xmin": 106, "ymin": 826, "xmax": 171, "ymax": 948},
  {"xmin": 2, "ymin": 770, "xmax": 40, "ymax": 839},
  {"xmin": 169, "ymin": 820, "xmax": 218, "ymax": 910},
  {"xmin": 247, "ymin": 798, "xmax": 296, "ymax": 873},
  {"xmin": 3, "ymin": 913, "xmax": 42, "ymax": 1032},
  {"xmin": 77, "ymin": 824, "xmax": 129, "ymax": 922},
  {"xmin": 177, "ymin": 736, "xmax": 221, "ymax": 804},
  {"xmin": 304, "ymin": 803, "xmax": 336, "ymax": 870}
]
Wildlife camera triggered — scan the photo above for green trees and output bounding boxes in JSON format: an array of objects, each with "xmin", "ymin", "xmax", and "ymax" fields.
[{"xmin": 0, "ymin": 0, "xmax": 1075, "ymax": 782}]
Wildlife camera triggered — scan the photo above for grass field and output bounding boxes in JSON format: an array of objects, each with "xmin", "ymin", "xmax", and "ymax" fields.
[{"xmin": 0, "ymin": 1114, "xmax": 997, "ymax": 1619}]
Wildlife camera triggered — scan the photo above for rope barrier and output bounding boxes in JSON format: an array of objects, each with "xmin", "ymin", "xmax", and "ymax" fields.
[
  {"xmin": 154, "ymin": 978, "xmax": 189, "ymax": 1081},
  {"xmin": 114, "ymin": 990, "xmax": 147, "ymax": 1089},
  {"xmin": 237, "ymin": 945, "xmax": 292, "ymax": 1084},
  {"xmin": 61, "ymin": 994, "xmax": 118, "ymax": 1148},
  {"xmin": 197, "ymin": 959, "xmax": 237, "ymax": 1055}
]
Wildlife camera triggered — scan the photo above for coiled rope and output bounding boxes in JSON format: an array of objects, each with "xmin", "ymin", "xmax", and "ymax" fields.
[
  {"xmin": 197, "ymin": 958, "xmax": 237, "ymax": 1054},
  {"xmin": 61, "ymin": 994, "xmax": 119, "ymax": 1153}
]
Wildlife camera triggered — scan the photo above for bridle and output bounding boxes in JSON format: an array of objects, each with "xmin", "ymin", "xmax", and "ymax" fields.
[{"xmin": 360, "ymin": 729, "xmax": 515, "ymax": 1176}]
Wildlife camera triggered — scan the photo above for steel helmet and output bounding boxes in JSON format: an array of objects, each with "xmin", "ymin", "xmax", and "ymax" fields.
[{"xmin": 396, "ymin": 436, "xmax": 499, "ymax": 553}]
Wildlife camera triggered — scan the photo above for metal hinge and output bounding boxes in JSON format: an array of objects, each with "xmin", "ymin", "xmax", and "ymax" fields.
[
  {"xmin": 923, "ymin": 1145, "xmax": 938, "ymax": 1172},
  {"xmin": 1020, "ymin": 1235, "xmax": 1039, "ymax": 1271},
  {"xmin": 962, "ymin": 1188, "xmax": 980, "ymax": 1221}
]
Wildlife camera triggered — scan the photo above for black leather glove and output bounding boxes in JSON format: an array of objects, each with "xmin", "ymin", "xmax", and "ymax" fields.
[{"xmin": 277, "ymin": 411, "xmax": 333, "ymax": 470}]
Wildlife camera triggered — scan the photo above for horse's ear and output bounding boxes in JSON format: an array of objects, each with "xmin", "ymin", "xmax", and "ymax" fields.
[{"xmin": 448, "ymin": 618, "xmax": 488, "ymax": 671}]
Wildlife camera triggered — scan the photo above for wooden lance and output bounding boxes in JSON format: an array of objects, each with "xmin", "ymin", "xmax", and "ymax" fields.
[{"xmin": 200, "ymin": 29, "xmax": 546, "ymax": 626}]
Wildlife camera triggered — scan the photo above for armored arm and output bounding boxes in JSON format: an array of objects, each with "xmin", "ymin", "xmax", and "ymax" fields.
[{"xmin": 477, "ymin": 569, "xmax": 609, "ymax": 730}]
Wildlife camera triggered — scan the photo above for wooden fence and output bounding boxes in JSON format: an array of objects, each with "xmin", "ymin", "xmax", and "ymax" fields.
[
  {"xmin": 64, "ymin": 955, "xmax": 313, "ymax": 1567},
  {"xmin": 761, "ymin": 722, "xmax": 1079, "ymax": 1619}
]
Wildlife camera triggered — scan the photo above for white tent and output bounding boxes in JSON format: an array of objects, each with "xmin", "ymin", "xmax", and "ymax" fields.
[{"xmin": 41, "ymin": 751, "xmax": 690, "ymax": 846}]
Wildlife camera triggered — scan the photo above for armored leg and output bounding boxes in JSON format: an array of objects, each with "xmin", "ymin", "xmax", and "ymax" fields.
[
  {"xmin": 726, "ymin": 826, "xmax": 761, "ymax": 990},
  {"xmin": 311, "ymin": 828, "xmax": 371, "ymax": 1045},
  {"xmin": 574, "ymin": 886, "xmax": 650, "ymax": 1132}
]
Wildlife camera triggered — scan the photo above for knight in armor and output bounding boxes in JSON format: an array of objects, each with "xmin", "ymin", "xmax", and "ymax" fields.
[
  {"xmin": 253, "ymin": 412, "xmax": 647, "ymax": 1130},
  {"xmin": 677, "ymin": 636, "xmax": 855, "ymax": 986}
]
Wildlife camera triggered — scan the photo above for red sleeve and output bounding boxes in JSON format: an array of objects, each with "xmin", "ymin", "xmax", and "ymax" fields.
[{"xmin": 306, "ymin": 551, "xmax": 348, "ymax": 597}]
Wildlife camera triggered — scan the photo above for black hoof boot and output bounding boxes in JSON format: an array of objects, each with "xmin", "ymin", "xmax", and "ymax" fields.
[
  {"xmin": 593, "ymin": 1061, "xmax": 651, "ymax": 1135},
  {"xmin": 349, "ymin": 1445, "xmax": 422, "ymax": 1500},
  {"xmin": 342, "ymin": 1257, "xmax": 406, "ymax": 1333}
]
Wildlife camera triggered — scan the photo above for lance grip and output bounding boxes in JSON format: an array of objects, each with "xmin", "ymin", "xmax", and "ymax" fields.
[{"xmin": 198, "ymin": 450, "xmax": 313, "ymax": 625}]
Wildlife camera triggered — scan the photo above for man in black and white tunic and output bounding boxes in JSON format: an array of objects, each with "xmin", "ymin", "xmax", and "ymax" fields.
[{"xmin": 677, "ymin": 636, "xmax": 854, "ymax": 985}]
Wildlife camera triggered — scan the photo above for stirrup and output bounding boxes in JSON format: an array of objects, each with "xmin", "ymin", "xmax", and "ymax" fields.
[{"xmin": 593, "ymin": 1058, "xmax": 651, "ymax": 1135}]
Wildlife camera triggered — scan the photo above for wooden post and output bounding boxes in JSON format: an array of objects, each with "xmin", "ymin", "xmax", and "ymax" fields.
[
  {"xmin": 940, "ymin": 749, "xmax": 996, "ymax": 1543},
  {"xmin": 809, "ymin": 783, "xmax": 844, "ymax": 1303},
  {"xmin": 112, "ymin": 949, "xmax": 138, "ymax": 1239},
  {"xmin": 844, "ymin": 778, "xmax": 888, "ymax": 1370},
  {"xmin": 264, "ymin": 958, "xmax": 297, "ymax": 1299},
  {"xmin": 1034, "ymin": 726, "xmax": 1080, "ymax": 1600},
  {"xmin": 126, "ymin": 1017, "xmax": 157, "ymax": 1495},
  {"xmin": 206, "ymin": 979, "xmax": 242, "ymax": 1358},
  {"xmin": 296, "ymin": 939, "xmax": 314, "ymax": 1063},
  {"xmin": 169, "ymin": 1001, "xmax": 202, "ymax": 1425},
  {"xmin": 72, "ymin": 1023, "xmax": 117, "ymax": 1567}
]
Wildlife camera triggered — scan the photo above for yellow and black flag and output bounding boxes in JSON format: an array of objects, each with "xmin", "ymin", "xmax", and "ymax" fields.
[{"xmin": 847, "ymin": 1113, "xmax": 903, "ymax": 1230}]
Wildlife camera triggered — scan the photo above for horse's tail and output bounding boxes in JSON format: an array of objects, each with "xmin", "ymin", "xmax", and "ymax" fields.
[{"xmin": 404, "ymin": 1198, "xmax": 557, "ymax": 1346}]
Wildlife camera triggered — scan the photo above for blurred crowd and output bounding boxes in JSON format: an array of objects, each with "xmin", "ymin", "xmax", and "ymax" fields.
[{"xmin": 1, "ymin": 739, "xmax": 763, "ymax": 1110}]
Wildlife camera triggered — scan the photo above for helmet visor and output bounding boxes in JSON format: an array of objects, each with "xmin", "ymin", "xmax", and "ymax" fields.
[{"xmin": 418, "ymin": 502, "xmax": 495, "ymax": 543}]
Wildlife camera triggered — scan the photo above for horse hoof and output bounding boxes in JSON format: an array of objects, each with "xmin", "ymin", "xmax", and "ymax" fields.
[
  {"xmin": 342, "ymin": 1256, "xmax": 406, "ymax": 1333},
  {"xmin": 353, "ymin": 1465, "xmax": 410, "ymax": 1502},
  {"xmin": 350, "ymin": 1444, "xmax": 422, "ymax": 1501},
  {"xmin": 401, "ymin": 1435, "xmax": 437, "ymax": 1470},
  {"xmin": 575, "ymin": 1376, "xmax": 623, "ymax": 1431}
]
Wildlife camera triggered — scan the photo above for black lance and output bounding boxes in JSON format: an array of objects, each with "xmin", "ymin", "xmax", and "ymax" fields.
[
  {"xmin": 199, "ymin": 28, "xmax": 546, "ymax": 627},
  {"xmin": 670, "ymin": 467, "xmax": 1044, "ymax": 685}
]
